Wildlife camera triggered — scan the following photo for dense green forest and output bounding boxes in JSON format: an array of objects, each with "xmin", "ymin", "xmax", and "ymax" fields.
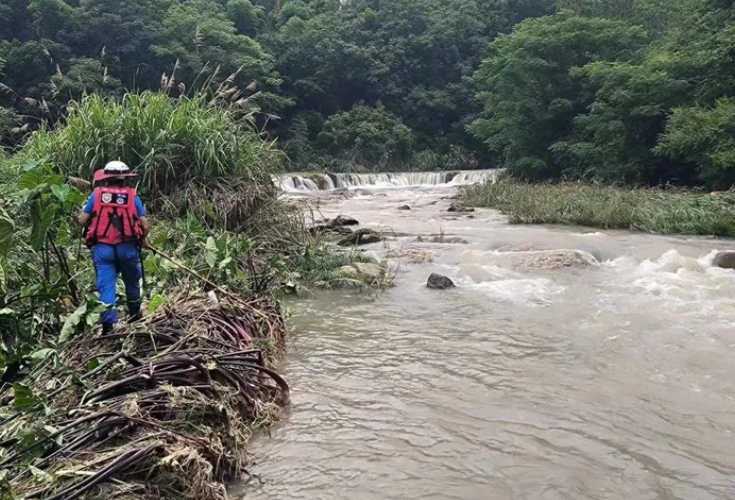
[{"xmin": 1, "ymin": 0, "xmax": 735, "ymax": 187}]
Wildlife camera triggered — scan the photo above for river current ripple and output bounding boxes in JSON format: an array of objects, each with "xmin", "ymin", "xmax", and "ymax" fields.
[{"xmin": 238, "ymin": 181, "xmax": 735, "ymax": 500}]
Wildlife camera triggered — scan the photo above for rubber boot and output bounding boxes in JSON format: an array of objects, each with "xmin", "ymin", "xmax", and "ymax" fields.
[
  {"xmin": 129, "ymin": 311, "xmax": 142, "ymax": 323},
  {"xmin": 102, "ymin": 322, "xmax": 114, "ymax": 334}
]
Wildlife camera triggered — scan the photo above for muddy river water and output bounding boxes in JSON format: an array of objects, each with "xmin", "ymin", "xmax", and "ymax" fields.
[{"xmin": 240, "ymin": 172, "xmax": 735, "ymax": 500}]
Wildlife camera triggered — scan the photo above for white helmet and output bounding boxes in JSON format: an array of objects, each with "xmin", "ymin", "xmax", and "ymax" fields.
[
  {"xmin": 95, "ymin": 161, "xmax": 137, "ymax": 182},
  {"xmin": 103, "ymin": 161, "xmax": 134, "ymax": 176}
]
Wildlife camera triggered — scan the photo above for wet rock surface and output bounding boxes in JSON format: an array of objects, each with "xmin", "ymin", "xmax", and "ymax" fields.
[{"xmin": 426, "ymin": 273, "xmax": 455, "ymax": 289}]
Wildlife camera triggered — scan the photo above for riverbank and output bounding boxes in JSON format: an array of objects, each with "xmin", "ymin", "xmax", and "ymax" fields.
[
  {"xmin": 461, "ymin": 179, "xmax": 735, "ymax": 237},
  {"xmin": 0, "ymin": 92, "xmax": 391, "ymax": 499}
]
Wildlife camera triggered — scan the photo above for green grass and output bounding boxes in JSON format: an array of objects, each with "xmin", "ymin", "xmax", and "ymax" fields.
[
  {"xmin": 461, "ymin": 179, "xmax": 735, "ymax": 237},
  {"xmin": 21, "ymin": 91, "xmax": 284, "ymax": 204}
]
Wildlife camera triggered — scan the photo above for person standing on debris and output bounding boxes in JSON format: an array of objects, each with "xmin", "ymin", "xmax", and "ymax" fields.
[{"xmin": 76, "ymin": 161, "xmax": 150, "ymax": 333}]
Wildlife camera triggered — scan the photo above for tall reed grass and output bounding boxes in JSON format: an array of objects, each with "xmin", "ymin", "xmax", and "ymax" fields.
[
  {"xmin": 21, "ymin": 91, "xmax": 284, "ymax": 203},
  {"xmin": 462, "ymin": 179, "xmax": 735, "ymax": 237}
]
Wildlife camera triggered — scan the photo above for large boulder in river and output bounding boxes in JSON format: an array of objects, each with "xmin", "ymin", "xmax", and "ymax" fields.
[
  {"xmin": 386, "ymin": 249, "xmax": 434, "ymax": 263},
  {"xmin": 415, "ymin": 234, "xmax": 469, "ymax": 244},
  {"xmin": 712, "ymin": 251, "xmax": 735, "ymax": 269},
  {"xmin": 337, "ymin": 228, "xmax": 383, "ymax": 246},
  {"xmin": 496, "ymin": 249, "xmax": 598, "ymax": 270},
  {"xmin": 327, "ymin": 214, "xmax": 359, "ymax": 227},
  {"xmin": 447, "ymin": 202, "xmax": 475, "ymax": 213},
  {"xmin": 427, "ymin": 273, "xmax": 455, "ymax": 289},
  {"xmin": 339, "ymin": 262, "xmax": 383, "ymax": 282},
  {"xmin": 398, "ymin": 205, "xmax": 411, "ymax": 210}
]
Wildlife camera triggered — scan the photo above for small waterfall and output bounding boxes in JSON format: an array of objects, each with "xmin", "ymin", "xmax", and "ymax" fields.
[{"xmin": 275, "ymin": 169, "xmax": 499, "ymax": 193}]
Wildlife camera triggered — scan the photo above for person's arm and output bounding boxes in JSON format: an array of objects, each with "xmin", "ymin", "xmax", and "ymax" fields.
[
  {"xmin": 135, "ymin": 196, "xmax": 150, "ymax": 246},
  {"xmin": 77, "ymin": 194, "xmax": 95, "ymax": 227},
  {"xmin": 139, "ymin": 216, "xmax": 150, "ymax": 236}
]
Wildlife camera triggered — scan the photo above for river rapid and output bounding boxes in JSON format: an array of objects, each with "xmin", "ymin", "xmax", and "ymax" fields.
[{"xmin": 240, "ymin": 172, "xmax": 735, "ymax": 500}]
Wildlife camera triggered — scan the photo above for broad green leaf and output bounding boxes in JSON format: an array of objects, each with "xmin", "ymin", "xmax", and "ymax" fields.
[
  {"xmin": 86, "ymin": 357, "xmax": 100, "ymax": 372},
  {"xmin": 147, "ymin": 294, "xmax": 169, "ymax": 313},
  {"xmin": 30, "ymin": 201, "xmax": 58, "ymax": 251},
  {"xmin": 13, "ymin": 383, "xmax": 42, "ymax": 410},
  {"xmin": 60, "ymin": 302, "xmax": 87, "ymax": 342},
  {"xmin": 205, "ymin": 236, "xmax": 218, "ymax": 268},
  {"xmin": 50, "ymin": 184, "xmax": 71, "ymax": 203},
  {"xmin": 0, "ymin": 209, "xmax": 15, "ymax": 256},
  {"xmin": 17, "ymin": 170, "xmax": 46, "ymax": 191},
  {"xmin": 0, "ymin": 474, "xmax": 19, "ymax": 500},
  {"xmin": 85, "ymin": 304, "xmax": 102, "ymax": 326},
  {"xmin": 28, "ymin": 466, "xmax": 52, "ymax": 483},
  {"xmin": 30, "ymin": 348, "xmax": 55, "ymax": 364},
  {"xmin": 0, "ymin": 260, "xmax": 6, "ymax": 295},
  {"xmin": 20, "ymin": 157, "xmax": 43, "ymax": 172},
  {"xmin": 218, "ymin": 256, "xmax": 233, "ymax": 269},
  {"xmin": 43, "ymin": 425, "xmax": 63, "ymax": 446}
]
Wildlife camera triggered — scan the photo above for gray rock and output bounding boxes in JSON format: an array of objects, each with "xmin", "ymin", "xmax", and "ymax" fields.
[
  {"xmin": 353, "ymin": 262, "xmax": 383, "ymax": 279},
  {"xmin": 447, "ymin": 202, "xmax": 475, "ymax": 213},
  {"xmin": 713, "ymin": 251, "xmax": 735, "ymax": 269},
  {"xmin": 339, "ymin": 262, "xmax": 383, "ymax": 281},
  {"xmin": 337, "ymin": 229, "xmax": 383, "ymax": 246},
  {"xmin": 433, "ymin": 236, "xmax": 469, "ymax": 244},
  {"xmin": 398, "ymin": 205, "xmax": 411, "ymax": 210},
  {"xmin": 497, "ymin": 249, "xmax": 598, "ymax": 270},
  {"xmin": 327, "ymin": 214, "xmax": 359, "ymax": 227},
  {"xmin": 309, "ymin": 224, "xmax": 353, "ymax": 235},
  {"xmin": 427, "ymin": 273, "xmax": 455, "ymax": 290}
]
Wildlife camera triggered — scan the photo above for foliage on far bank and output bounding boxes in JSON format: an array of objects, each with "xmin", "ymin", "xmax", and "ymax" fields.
[
  {"xmin": 469, "ymin": 0, "xmax": 735, "ymax": 190},
  {"xmin": 5, "ymin": 0, "xmax": 734, "ymax": 183},
  {"xmin": 0, "ymin": 0, "xmax": 556, "ymax": 172},
  {"xmin": 462, "ymin": 178, "xmax": 735, "ymax": 237}
]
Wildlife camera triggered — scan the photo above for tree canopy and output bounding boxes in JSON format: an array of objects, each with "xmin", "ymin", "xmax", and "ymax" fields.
[{"xmin": 1, "ymin": 0, "xmax": 735, "ymax": 186}]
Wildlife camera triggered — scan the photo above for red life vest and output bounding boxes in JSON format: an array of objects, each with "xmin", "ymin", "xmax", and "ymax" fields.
[{"xmin": 85, "ymin": 186, "xmax": 144, "ymax": 246}]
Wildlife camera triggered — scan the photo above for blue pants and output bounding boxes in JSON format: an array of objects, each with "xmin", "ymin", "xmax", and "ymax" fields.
[{"xmin": 91, "ymin": 243, "xmax": 142, "ymax": 325}]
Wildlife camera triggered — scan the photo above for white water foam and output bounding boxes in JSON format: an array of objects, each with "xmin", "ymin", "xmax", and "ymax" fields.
[
  {"xmin": 603, "ymin": 249, "xmax": 735, "ymax": 319},
  {"xmin": 434, "ymin": 251, "xmax": 568, "ymax": 306}
]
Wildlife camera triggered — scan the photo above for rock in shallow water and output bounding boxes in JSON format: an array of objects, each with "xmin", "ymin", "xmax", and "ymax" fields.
[
  {"xmin": 386, "ymin": 249, "xmax": 434, "ymax": 263},
  {"xmin": 712, "ymin": 250, "xmax": 735, "ymax": 269},
  {"xmin": 497, "ymin": 249, "xmax": 598, "ymax": 270},
  {"xmin": 427, "ymin": 273, "xmax": 455, "ymax": 289},
  {"xmin": 327, "ymin": 214, "xmax": 359, "ymax": 227},
  {"xmin": 447, "ymin": 202, "xmax": 475, "ymax": 213},
  {"xmin": 337, "ymin": 228, "xmax": 383, "ymax": 246},
  {"xmin": 339, "ymin": 262, "xmax": 383, "ymax": 281}
]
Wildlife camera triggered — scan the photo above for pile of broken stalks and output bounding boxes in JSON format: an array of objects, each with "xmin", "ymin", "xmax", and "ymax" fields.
[{"xmin": 0, "ymin": 295, "xmax": 290, "ymax": 500}]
